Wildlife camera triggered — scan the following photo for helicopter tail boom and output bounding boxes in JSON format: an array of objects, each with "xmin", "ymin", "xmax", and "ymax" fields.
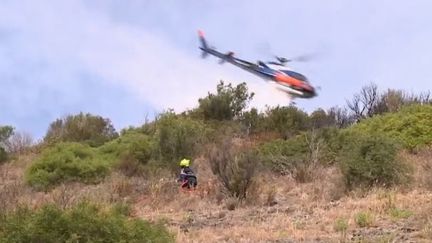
[{"xmin": 198, "ymin": 30, "xmax": 209, "ymax": 58}]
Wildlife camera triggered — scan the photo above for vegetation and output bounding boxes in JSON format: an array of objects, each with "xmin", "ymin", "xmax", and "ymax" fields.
[
  {"xmin": 155, "ymin": 111, "xmax": 207, "ymax": 171},
  {"xmin": 100, "ymin": 130, "xmax": 155, "ymax": 165},
  {"xmin": 0, "ymin": 202, "xmax": 174, "ymax": 243},
  {"xmin": 23, "ymin": 82, "xmax": 429, "ymax": 193},
  {"xmin": 351, "ymin": 104, "xmax": 432, "ymax": 150},
  {"xmin": 44, "ymin": 112, "xmax": 118, "ymax": 147},
  {"xmin": 99, "ymin": 130, "xmax": 157, "ymax": 176},
  {"xmin": 258, "ymin": 128, "xmax": 340, "ymax": 181},
  {"xmin": 355, "ymin": 211, "xmax": 374, "ymax": 228},
  {"xmin": 3, "ymin": 131, "xmax": 33, "ymax": 154},
  {"xmin": 0, "ymin": 147, "xmax": 7, "ymax": 163},
  {"xmin": 207, "ymin": 139, "xmax": 258, "ymax": 200},
  {"xmin": 263, "ymin": 105, "xmax": 309, "ymax": 139},
  {"xmin": 346, "ymin": 83, "xmax": 431, "ymax": 122},
  {"xmin": 338, "ymin": 132, "xmax": 411, "ymax": 189},
  {"xmin": 3, "ymin": 81, "xmax": 432, "ymax": 241},
  {"xmin": 333, "ymin": 217, "xmax": 348, "ymax": 239},
  {"xmin": 196, "ymin": 81, "xmax": 254, "ymax": 121},
  {"xmin": 389, "ymin": 207, "xmax": 413, "ymax": 220},
  {"xmin": 0, "ymin": 126, "xmax": 14, "ymax": 144},
  {"xmin": 259, "ymin": 137, "xmax": 309, "ymax": 176},
  {"xmin": 0, "ymin": 125, "xmax": 14, "ymax": 163},
  {"xmin": 26, "ymin": 142, "xmax": 110, "ymax": 190}
]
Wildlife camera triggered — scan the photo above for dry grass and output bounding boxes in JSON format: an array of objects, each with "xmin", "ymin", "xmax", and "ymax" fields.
[
  {"xmin": 133, "ymin": 160, "xmax": 432, "ymax": 242},
  {"xmin": 2, "ymin": 148, "xmax": 432, "ymax": 242},
  {"xmin": 403, "ymin": 147, "xmax": 432, "ymax": 189}
]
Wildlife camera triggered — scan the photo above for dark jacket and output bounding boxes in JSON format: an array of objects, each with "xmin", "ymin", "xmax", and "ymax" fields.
[
  {"xmin": 179, "ymin": 167, "xmax": 197, "ymax": 188},
  {"xmin": 179, "ymin": 166, "xmax": 195, "ymax": 181}
]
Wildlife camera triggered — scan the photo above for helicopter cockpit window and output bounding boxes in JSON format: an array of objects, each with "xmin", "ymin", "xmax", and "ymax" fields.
[{"xmin": 282, "ymin": 70, "xmax": 308, "ymax": 82}]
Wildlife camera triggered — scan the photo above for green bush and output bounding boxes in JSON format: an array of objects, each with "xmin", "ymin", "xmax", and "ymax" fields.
[
  {"xmin": 197, "ymin": 81, "xmax": 254, "ymax": 121},
  {"xmin": 155, "ymin": 112, "xmax": 206, "ymax": 171},
  {"xmin": 263, "ymin": 105, "xmax": 309, "ymax": 139},
  {"xmin": 258, "ymin": 129, "xmax": 341, "ymax": 181},
  {"xmin": 338, "ymin": 132, "xmax": 411, "ymax": 189},
  {"xmin": 309, "ymin": 108, "xmax": 337, "ymax": 129},
  {"xmin": 0, "ymin": 202, "xmax": 174, "ymax": 243},
  {"xmin": 44, "ymin": 112, "xmax": 118, "ymax": 147},
  {"xmin": 352, "ymin": 104, "xmax": 432, "ymax": 151},
  {"xmin": 389, "ymin": 208, "xmax": 413, "ymax": 220},
  {"xmin": 99, "ymin": 131, "xmax": 155, "ymax": 164},
  {"xmin": 333, "ymin": 217, "xmax": 348, "ymax": 233},
  {"xmin": 259, "ymin": 137, "xmax": 309, "ymax": 174},
  {"xmin": 355, "ymin": 211, "xmax": 374, "ymax": 228},
  {"xmin": 26, "ymin": 143, "xmax": 110, "ymax": 190},
  {"xmin": 240, "ymin": 108, "xmax": 265, "ymax": 135},
  {"xmin": 0, "ymin": 125, "xmax": 14, "ymax": 144},
  {"xmin": 0, "ymin": 147, "xmax": 7, "ymax": 163},
  {"xmin": 0, "ymin": 125, "xmax": 14, "ymax": 163}
]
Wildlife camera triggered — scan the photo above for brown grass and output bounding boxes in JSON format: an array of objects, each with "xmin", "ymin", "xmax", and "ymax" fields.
[
  {"xmin": 403, "ymin": 147, "xmax": 432, "ymax": 189},
  {"xmin": 2, "ymin": 148, "xmax": 432, "ymax": 242}
]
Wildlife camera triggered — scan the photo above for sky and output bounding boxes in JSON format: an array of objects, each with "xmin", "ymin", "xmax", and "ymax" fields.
[{"xmin": 1, "ymin": 0, "xmax": 431, "ymax": 139}]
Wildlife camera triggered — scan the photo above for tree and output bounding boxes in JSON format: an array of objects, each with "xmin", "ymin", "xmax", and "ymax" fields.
[
  {"xmin": 3, "ymin": 131, "xmax": 33, "ymax": 154},
  {"xmin": 155, "ymin": 111, "xmax": 206, "ymax": 171},
  {"xmin": 309, "ymin": 108, "xmax": 338, "ymax": 129},
  {"xmin": 347, "ymin": 84, "xmax": 432, "ymax": 122},
  {"xmin": 0, "ymin": 126, "xmax": 14, "ymax": 145},
  {"xmin": 0, "ymin": 126, "xmax": 14, "ymax": 162},
  {"xmin": 44, "ymin": 113, "xmax": 118, "ymax": 147},
  {"xmin": 264, "ymin": 105, "xmax": 309, "ymax": 139},
  {"xmin": 346, "ymin": 83, "xmax": 380, "ymax": 122},
  {"xmin": 240, "ymin": 108, "xmax": 265, "ymax": 135},
  {"xmin": 376, "ymin": 89, "xmax": 406, "ymax": 113},
  {"xmin": 197, "ymin": 81, "xmax": 254, "ymax": 121},
  {"xmin": 377, "ymin": 89, "xmax": 432, "ymax": 114},
  {"xmin": 327, "ymin": 106, "xmax": 353, "ymax": 128}
]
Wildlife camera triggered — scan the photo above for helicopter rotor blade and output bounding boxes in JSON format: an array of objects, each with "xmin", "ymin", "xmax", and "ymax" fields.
[{"xmin": 291, "ymin": 54, "xmax": 315, "ymax": 62}]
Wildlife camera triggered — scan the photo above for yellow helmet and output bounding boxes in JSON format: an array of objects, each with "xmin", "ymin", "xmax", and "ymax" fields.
[{"xmin": 180, "ymin": 158, "xmax": 190, "ymax": 167}]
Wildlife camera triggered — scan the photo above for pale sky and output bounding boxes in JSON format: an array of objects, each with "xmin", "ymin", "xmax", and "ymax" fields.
[{"xmin": 1, "ymin": 0, "xmax": 431, "ymax": 138}]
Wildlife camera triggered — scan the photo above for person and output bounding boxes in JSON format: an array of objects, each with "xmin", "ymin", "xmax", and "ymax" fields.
[{"xmin": 178, "ymin": 158, "xmax": 197, "ymax": 190}]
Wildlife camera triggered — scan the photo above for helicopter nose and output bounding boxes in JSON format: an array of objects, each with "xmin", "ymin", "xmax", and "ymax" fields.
[{"xmin": 303, "ymin": 84, "xmax": 317, "ymax": 97}]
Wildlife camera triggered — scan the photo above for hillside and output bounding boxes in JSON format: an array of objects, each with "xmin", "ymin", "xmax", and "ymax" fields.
[{"xmin": 1, "ymin": 82, "xmax": 432, "ymax": 242}]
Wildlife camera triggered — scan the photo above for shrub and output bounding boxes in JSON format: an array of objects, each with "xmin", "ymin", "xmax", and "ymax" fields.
[
  {"xmin": 259, "ymin": 137, "xmax": 308, "ymax": 175},
  {"xmin": 0, "ymin": 202, "xmax": 174, "ymax": 243},
  {"xmin": 155, "ymin": 111, "xmax": 206, "ymax": 171},
  {"xmin": 197, "ymin": 81, "xmax": 254, "ymax": 121},
  {"xmin": 0, "ymin": 125, "xmax": 14, "ymax": 163},
  {"xmin": 334, "ymin": 217, "xmax": 348, "ymax": 236},
  {"xmin": 0, "ymin": 147, "xmax": 7, "ymax": 163},
  {"xmin": 327, "ymin": 106, "xmax": 354, "ymax": 128},
  {"xmin": 338, "ymin": 132, "xmax": 411, "ymax": 189},
  {"xmin": 3, "ymin": 131, "xmax": 33, "ymax": 154},
  {"xmin": 355, "ymin": 211, "xmax": 374, "ymax": 228},
  {"xmin": 389, "ymin": 208, "xmax": 413, "ymax": 220},
  {"xmin": 207, "ymin": 139, "xmax": 258, "ymax": 200},
  {"xmin": 0, "ymin": 125, "xmax": 14, "ymax": 144},
  {"xmin": 99, "ymin": 131, "xmax": 155, "ymax": 164},
  {"xmin": 309, "ymin": 108, "xmax": 338, "ymax": 129},
  {"xmin": 44, "ymin": 112, "xmax": 118, "ymax": 147},
  {"xmin": 352, "ymin": 104, "xmax": 432, "ymax": 151},
  {"xmin": 263, "ymin": 105, "xmax": 309, "ymax": 139},
  {"xmin": 26, "ymin": 143, "xmax": 110, "ymax": 190},
  {"xmin": 240, "ymin": 108, "xmax": 265, "ymax": 135},
  {"xmin": 258, "ymin": 129, "xmax": 340, "ymax": 182}
]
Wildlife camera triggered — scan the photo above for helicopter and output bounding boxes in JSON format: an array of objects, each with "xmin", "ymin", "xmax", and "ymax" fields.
[{"xmin": 198, "ymin": 30, "xmax": 317, "ymax": 99}]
